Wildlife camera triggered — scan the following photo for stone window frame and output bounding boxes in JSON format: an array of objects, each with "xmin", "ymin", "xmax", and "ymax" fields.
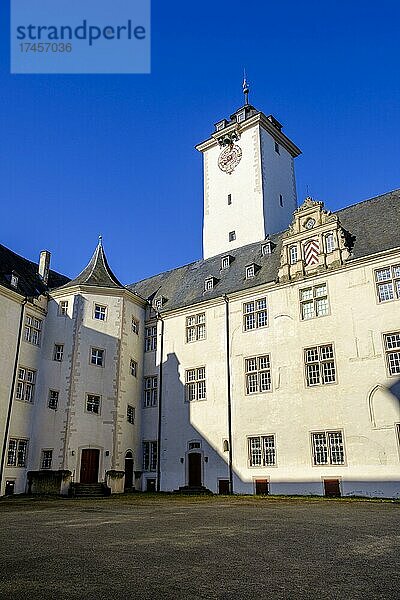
[
  {"xmin": 127, "ymin": 405, "xmax": 135, "ymax": 424},
  {"xmin": 24, "ymin": 314, "xmax": 42, "ymax": 346},
  {"xmin": 185, "ymin": 312, "xmax": 206, "ymax": 343},
  {"xmin": 299, "ymin": 283, "xmax": 330, "ymax": 321},
  {"xmin": 7, "ymin": 438, "xmax": 29, "ymax": 467},
  {"xmin": 383, "ymin": 331, "xmax": 400, "ymax": 377},
  {"xmin": 248, "ymin": 435, "xmax": 276, "ymax": 467},
  {"xmin": 304, "ymin": 343, "xmax": 337, "ymax": 387},
  {"xmin": 40, "ymin": 449, "xmax": 53, "ymax": 470},
  {"xmin": 311, "ymin": 430, "xmax": 345, "ymax": 466},
  {"xmin": 244, "ymin": 355, "xmax": 272, "ymax": 394},
  {"xmin": 16, "ymin": 367, "xmax": 36, "ymax": 403},
  {"xmin": 86, "ymin": 393, "xmax": 101, "ymax": 415},
  {"xmin": 243, "ymin": 297, "xmax": 268, "ymax": 332},
  {"xmin": 53, "ymin": 343, "xmax": 64, "ymax": 362}
]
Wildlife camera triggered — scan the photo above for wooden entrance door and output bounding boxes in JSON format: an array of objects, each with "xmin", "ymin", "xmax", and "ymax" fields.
[
  {"xmin": 80, "ymin": 449, "xmax": 100, "ymax": 484},
  {"xmin": 188, "ymin": 453, "xmax": 202, "ymax": 487},
  {"xmin": 124, "ymin": 454, "xmax": 134, "ymax": 489}
]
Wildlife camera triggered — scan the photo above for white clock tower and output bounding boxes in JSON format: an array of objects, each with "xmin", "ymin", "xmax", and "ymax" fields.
[{"xmin": 196, "ymin": 81, "xmax": 301, "ymax": 259}]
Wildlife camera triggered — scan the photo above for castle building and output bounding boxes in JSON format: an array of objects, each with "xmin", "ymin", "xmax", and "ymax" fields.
[{"xmin": 1, "ymin": 91, "xmax": 399, "ymax": 498}]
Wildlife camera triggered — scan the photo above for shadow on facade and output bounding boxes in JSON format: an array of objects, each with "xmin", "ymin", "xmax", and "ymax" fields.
[{"xmin": 156, "ymin": 352, "xmax": 400, "ymax": 499}]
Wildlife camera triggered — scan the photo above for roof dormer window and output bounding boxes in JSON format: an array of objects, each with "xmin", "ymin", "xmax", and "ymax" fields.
[
  {"xmin": 215, "ymin": 119, "xmax": 228, "ymax": 132},
  {"xmin": 221, "ymin": 255, "xmax": 233, "ymax": 270},
  {"xmin": 204, "ymin": 277, "xmax": 218, "ymax": 292},
  {"xmin": 10, "ymin": 272, "xmax": 18, "ymax": 288},
  {"xmin": 154, "ymin": 296, "xmax": 167, "ymax": 311},
  {"xmin": 245, "ymin": 264, "xmax": 257, "ymax": 279},
  {"xmin": 261, "ymin": 241, "xmax": 272, "ymax": 256},
  {"xmin": 236, "ymin": 109, "xmax": 246, "ymax": 123}
]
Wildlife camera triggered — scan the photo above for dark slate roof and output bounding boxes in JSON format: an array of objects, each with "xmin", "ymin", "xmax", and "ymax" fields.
[
  {"xmin": 129, "ymin": 189, "xmax": 400, "ymax": 312},
  {"xmin": 59, "ymin": 239, "xmax": 124, "ymax": 290},
  {"xmin": 0, "ymin": 244, "xmax": 69, "ymax": 297}
]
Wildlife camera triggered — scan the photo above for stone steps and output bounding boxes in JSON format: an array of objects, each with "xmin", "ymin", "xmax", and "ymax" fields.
[
  {"xmin": 72, "ymin": 483, "xmax": 109, "ymax": 498},
  {"xmin": 175, "ymin": 486, "xmax": 213, "ymax": 495}
]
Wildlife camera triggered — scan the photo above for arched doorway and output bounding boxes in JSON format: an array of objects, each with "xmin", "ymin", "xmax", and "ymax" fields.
[{"xmin": 124, "ymin": 451, "xmax": 134, "ymax": 490}]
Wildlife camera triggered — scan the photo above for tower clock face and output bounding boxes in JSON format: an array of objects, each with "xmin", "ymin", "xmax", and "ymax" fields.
[{"xmin": 218, "ymin": 144, "xmax": 242, "ymax": 174}]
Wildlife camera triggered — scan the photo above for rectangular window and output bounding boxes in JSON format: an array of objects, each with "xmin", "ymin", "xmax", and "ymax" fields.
[
  {"xmin": 48, "ymin": 389, "xmax": 59, "ymax": 410},
  {"xmin": 279, "ymin": 194, "xmax": 283, "ymax": 207},
  {"xmin": 245, "ymin": 355, "xmax": 272, "ymax": 394},
  {"xmin": 375, "ymin": 265, "xmax": 400, "ymax": 303},
  {"xmin": 227, "ymin": 194, "xmax": 232, "ymax": 205},
  {"xmin": 127, "ymin": 405, "xmax": 135, "ymax": 424},
  {"xmin": 304, "ymin": 344, "xmax": 336, "ymax": 386},
  {"xmin": 94, "ymin": 304, "xmax": 107, "ymax": 320},
  {"xmin": 325, "ymin": 233, "xmax": 335, "ymax": 253},
  {"xmin": 289, "ymin": 245, "xmax": 298, "ymax": 264},
  {"xmin": 16, "ymin": 367, "xmax": 36, "ymax": 403},
  {"xmin": 186, "ymin": 313, "xmax": 206, "ymax": 343},
  {"xmin": 53, "ymin": 344, "xmax": 64, "ymax": 362},
  {"xmin": 90, "ymin": 347, "xmax": 104, "ymax": 367},
  {"xmin": 130, "ymin": 358, "xmax": 138, "ymax": 377},
  {"xmin": 7, "ymin": 438, "xmax": 28, "ymax": 467},
  {"xmin": 41, "ymin": 449, "xmax": 53, "ymax": 470},
  {"xmin": 312, "ymin": 431, "xmax": 345, "ymax": 465},
  {"xmin": 145, "ymin": 325, "xmax": 157, "ymax": 352},
  {"xmin": 300, "ymin": 283, "xmax": 329, "ymax": 320},
  {"xmin": 229, "ymin": 231, "xmax": 236, "ymax": 242},
  {"xmin": 384, "ymin": 332, "xmax": 400, "ymax": 376},
  {"xmin": 243, "ymin": 297, "xmax": 268, "ymax": 331},
  {"xmin": 131, "ymin": 316, "xmax": 139, "ymax": 335},
  {"xmin": 24, "ymin": 314, "xmax": 42, "ymax": 346},
  {"xmin": 59, "ymin": 301, "xmax": 68, "ymax": 316},
  {"xmin": 143, "ymin": 441, "xmax": 157, "ymax": 471},
  {"xmin": 248, "ymin": 435, "xmax": 276, "ymax": 467},
  {"xmin": 185, "ymin": 367, "xmax": 206, "ymax": 402},
  {"xmin": 274, "ymin": 141, "xmax": 280, "ymax": 154},
  {"xmin": 86, "ymin": 394, "xmax": 101, "ymax": 414},
  {"xmin": 143, "ymin": 376, "xmax": 158, "ymax": 407}
]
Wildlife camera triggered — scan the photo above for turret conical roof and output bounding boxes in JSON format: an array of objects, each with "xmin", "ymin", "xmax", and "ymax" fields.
[{"xmin": 60, "ymin": 238, "xmax": 124, "ymax": 290}]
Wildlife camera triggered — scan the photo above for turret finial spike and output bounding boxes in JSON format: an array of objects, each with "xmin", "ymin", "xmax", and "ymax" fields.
[
  {"xmin": 242, "ymin": 69, "xmax": 249, "ymax": 105},
  {"xmin": 98, "ymin": 234, "xmax": 103, "ymax": 246}
]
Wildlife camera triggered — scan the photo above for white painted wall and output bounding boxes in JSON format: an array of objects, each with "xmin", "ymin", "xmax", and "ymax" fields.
[
  {"xmin": 201, "ymin": 123, "xmax": 297, "ymax": 259},
  {"xmin": 260, "ymin": 127, "xmax": 297, "ymax": 236},
  {"xmin": 152, "ymin": 252, "xmax": 400, "ymax": 497}
]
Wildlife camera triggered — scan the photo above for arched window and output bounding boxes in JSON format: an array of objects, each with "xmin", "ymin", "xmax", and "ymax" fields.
[{"xmin": 223, "ymin": 440, "xmax": 229, "ymax": 453}]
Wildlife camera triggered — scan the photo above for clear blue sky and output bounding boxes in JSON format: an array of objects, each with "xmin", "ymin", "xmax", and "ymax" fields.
[{"xmin": 1, "ymin": 1, "xmax": 399, "ymax": 283}]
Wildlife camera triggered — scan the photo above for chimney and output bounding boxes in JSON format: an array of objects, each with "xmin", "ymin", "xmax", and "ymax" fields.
[{"xmin": 38, "ymin": 250, "xmax": 51, "ymax": 285}]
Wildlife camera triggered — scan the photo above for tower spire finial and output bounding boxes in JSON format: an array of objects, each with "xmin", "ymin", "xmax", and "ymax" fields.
[
  {"xmin": 98, "ymin": 234, "xmax": 103, "ymax": 246},
  {"xmin": 242, "ymin": 69, "xmax": 249, "ymax": 106}
]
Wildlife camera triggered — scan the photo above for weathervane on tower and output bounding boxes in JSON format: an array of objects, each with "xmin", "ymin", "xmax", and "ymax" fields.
[{"xmin": 242, "ymin": 70, "xmax": 249, "ymax": 105}]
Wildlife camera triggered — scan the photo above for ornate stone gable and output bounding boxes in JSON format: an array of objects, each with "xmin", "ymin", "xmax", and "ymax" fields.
[{"xmin": 278, "ymin": 197, "xmax": 353, "ymax": 282}]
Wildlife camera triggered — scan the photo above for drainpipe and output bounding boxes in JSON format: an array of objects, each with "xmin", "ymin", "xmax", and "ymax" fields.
[
  {"xmin": 0, "ymin": 296, "xmax": 28, "ymax": 494},
  {"xmin": 223, "ymin": 295, "xmax": 234, "ymax": 494},
  {"xmin": 156, "ymin": 313, "xmax": 165, "ymax": 492}
]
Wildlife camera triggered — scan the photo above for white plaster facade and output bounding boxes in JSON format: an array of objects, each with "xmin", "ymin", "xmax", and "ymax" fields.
[
  {"xmin": 0, "ymin": 99, "xmax": 399, "ymax": 499},
  {"xmin": 198, "ymin": 109, "xmax": 300, "ymax": 259}
]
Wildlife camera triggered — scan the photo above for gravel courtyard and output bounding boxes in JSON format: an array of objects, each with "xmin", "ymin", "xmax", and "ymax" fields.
[{"xmin": 0, "ymin": 495, "xmax": 399, "ymax": 600}]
